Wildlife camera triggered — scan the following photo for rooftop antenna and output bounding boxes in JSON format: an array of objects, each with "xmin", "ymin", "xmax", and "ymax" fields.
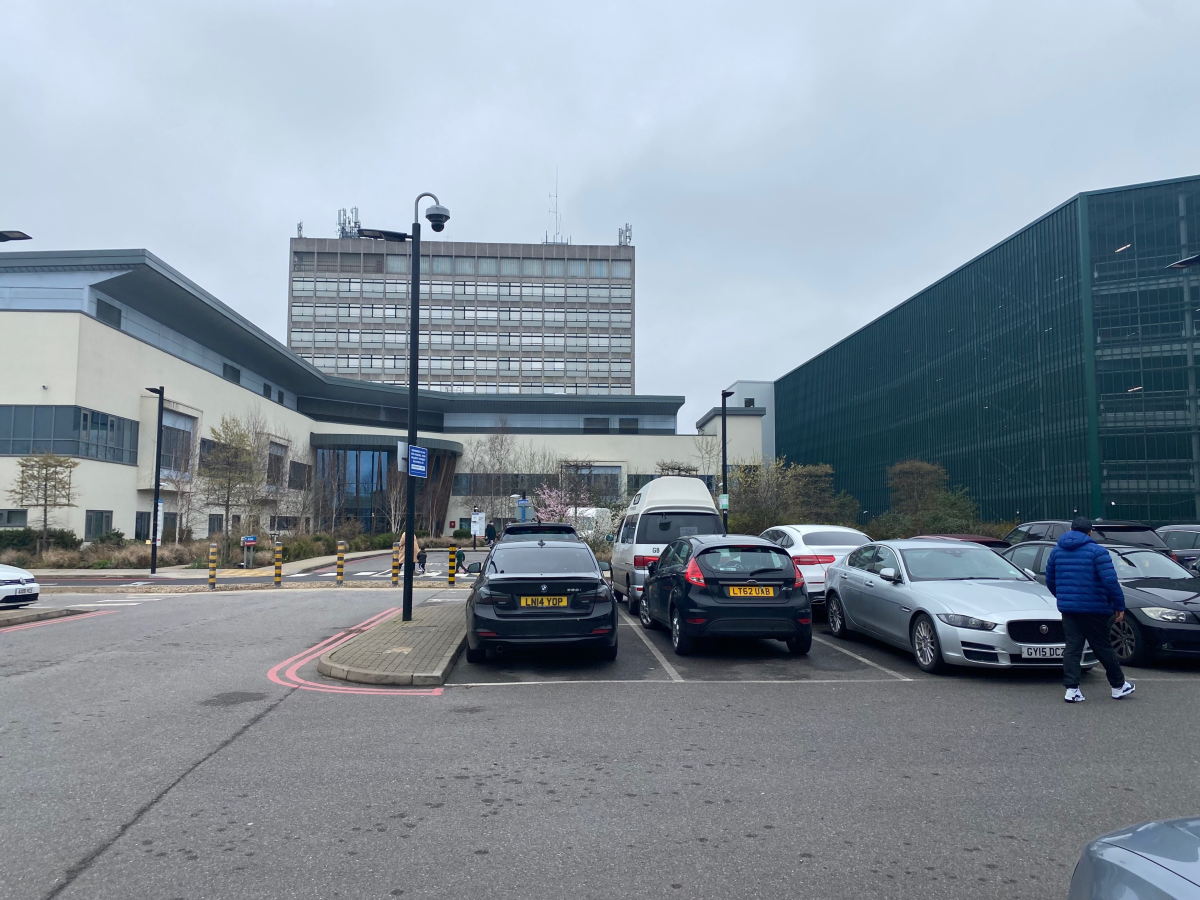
[
  {"xmin": 296, "ymin": 221, "xmax": 304, "ymax": 238},
  {"xmin": 337, "ymin": 206, "xmax": 360, "ymax": 239},
  {"xmin": 618, "ymin": 223, "xmax": 632, "ymax": 246},
  {"xmin": 544, "ymin": 170, "xmax": 570, "ymax": 245}
]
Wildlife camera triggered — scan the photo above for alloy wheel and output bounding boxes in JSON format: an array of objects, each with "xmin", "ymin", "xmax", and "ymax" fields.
[
  {"xmin": 913, "ymin": 618, "xmax": 937, "ymax": 668},
  {"xmin": 671, "ymin": 610, "xmax": 680, "ymax": 649},
  {"xmin": 639, "ymin": 594, "xmax": 655, "ymax": 628},
  {"xmin": 828, "ymin": 597, "xmax": 844, "ymax": 635},
  {"xmin": 1111, "ymin": 618, "xmax": 1137, "ymax": 662}
]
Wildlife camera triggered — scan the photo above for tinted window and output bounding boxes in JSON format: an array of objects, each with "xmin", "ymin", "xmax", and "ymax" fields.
[
  {"xmin": 635, "ymin": 512, "xmax": 721, "ymax": 543},
  {"xmin": 698, "ymin": 546, "xmax": 793, "ymax": 575},
  {"xmin": 1093, "ymin": 527, "xmax": 1167, "ymax": 549},
  {"xmin": 899, "ymin": 547, "xmax": 1027, "ymax": 581},
  {"xmin": 1005, "ymin": 526, "xmax": 1031, "ymax": 544},
  {"xmin": 845, "ymin": 546, "xmax": 876, "ymax": 569},
  {"xmin": 803, "ymin": 530, "xmax": 869, "ymax": 548},
  {"xmin": 489, "ymin": 546, "xmax": 597, "ymax": 574},
  {"xmin": 869, "ymin": 546, "xmax": 899, "ymax": 575},
  {"xmin": 1025, "ymin": 523, "xmax": 1049, "ymax": 540},
  {"xmin": 1046, "ymin": 524, "xmax": 1066, "ymax": 539},
  {"xmin": 1165, "ymin": 530, "xmax": 1200, "ymax": 551},
  {"xmin": 659, "ymin": 542, "xmax": 686, "ymax": 568},
  {"xmin": 1107, "ymin": 549, "xmax": 1193, "ymax": 580},
  {"xmin": 1008, "ymin": 544, "xmax": 1040, "ymax": 572},
  {"xmin": 619, "ymin": 516, "xmax": 636, "ymax": 543}
]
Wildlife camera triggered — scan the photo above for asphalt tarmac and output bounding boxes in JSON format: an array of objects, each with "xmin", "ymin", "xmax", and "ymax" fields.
[{"xmin": 3, "ymin": 587, "xmax": 1200, "ymax": 900}]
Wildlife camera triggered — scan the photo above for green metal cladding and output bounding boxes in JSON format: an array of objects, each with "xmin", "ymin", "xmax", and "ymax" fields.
[{"xmin": 774, "ymin": 175, "xmax": 1200, "ymax": 526}]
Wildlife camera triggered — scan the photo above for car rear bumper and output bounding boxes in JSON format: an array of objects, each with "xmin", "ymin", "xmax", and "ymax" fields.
[
  {"xmin": 468, "ymin": 601, "xmax": 617, "ymax": 650},
  {"xmin": 678, "ymin": 599, "xmax": 811, "ymax": 641}
]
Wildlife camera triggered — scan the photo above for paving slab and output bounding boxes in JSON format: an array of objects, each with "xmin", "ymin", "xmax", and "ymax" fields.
[{"xmin": 317, "ymin": 602, "xmax": 466, "ymax": 686}]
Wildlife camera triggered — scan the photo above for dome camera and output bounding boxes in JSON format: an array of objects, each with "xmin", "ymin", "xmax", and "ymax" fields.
[{"xmin": 425, "ymin": 204, "xmax": 450, "ymax": 232}]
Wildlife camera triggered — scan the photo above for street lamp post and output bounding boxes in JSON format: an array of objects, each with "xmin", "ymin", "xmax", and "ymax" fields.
[
  {"xmin": 146, "ymin": 386, "xmax": 165, "ymax": 574},
  {"xmin": 720, "ymin": 389, "xmax": 734, "ymax": 533},
  {"xmin": 359, "ymin": 193, "xmax": 450, "ymax": 621}
]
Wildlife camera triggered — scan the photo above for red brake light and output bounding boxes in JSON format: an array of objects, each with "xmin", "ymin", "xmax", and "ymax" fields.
[
  {"xmin": 684, "ymin": 558, "xmax": 706, "ymax": 587},
  {"xmin": 634, "ymin": 555, "xmax": 658, "ymax": 568},
  {"xmin": 793, "ymin": 555, "xmax": 836, "ymax": 566},
  {"xmin": 793, "ymin": 564, "xmax": 805, "ymax": 588}
]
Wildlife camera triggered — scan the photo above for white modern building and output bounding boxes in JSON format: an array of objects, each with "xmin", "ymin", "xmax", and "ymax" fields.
[{"xmin": 0, "ymin": 249, "xmax": 760, "ymax": 543}]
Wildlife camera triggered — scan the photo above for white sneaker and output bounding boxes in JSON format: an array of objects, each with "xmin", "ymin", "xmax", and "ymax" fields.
[
  {"xmin": 1112, "ymin": 682, "xmax": 1136, "ymax": 699},
  {"xmin": 1064, "ymin": 688, "xmax": 1085, "ymax": 703}
]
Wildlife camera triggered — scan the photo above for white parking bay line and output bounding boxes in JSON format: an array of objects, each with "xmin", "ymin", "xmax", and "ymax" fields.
[
  {"xmin": 812, "ymin": 635, "xmax": 912, "ymax": 681},
  {"xmin": 618, "ymin": 610, "xmax": 683, "ymax": 682}
]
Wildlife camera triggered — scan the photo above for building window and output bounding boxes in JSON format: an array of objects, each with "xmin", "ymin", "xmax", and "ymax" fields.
[
  {"xmin": 161, "ymin": 410, "xmax": 196, "ymax": 474},
  {"xmin": 432, "ymin": 256, "xmax": 453, "ymax": 274},
  {"xmin": 96, "ymin": 297, "xmax": 122, "ymax": 329},
  {"xmin": 744, "ymin": 398, "xmax": 755, "ymax": 407},
  {"xmin": 567, "ymin": 260, "xmax": 587, "ymax": 277},
  {"xmin": 208, "ymin": 514, "xmax": 224, "ymax": 536},
  {"xmin": 276, "ymin": 389, "xmax": 285, "ymax": 405},
  {"xmin": 292, "ymin": 252, "xmax": 315, "ymax": 272},
  {"xmin": 0, "ymin": 509, "xmax": 28, "ymax": 527},
  {"xmin": 612, "ymin": 260, "xmax": 632, "ymax": 279},
  {"xmin": 262, "ymin": 382, "xmax": 272, "ymax": 398},
  {"xmin": 477, "ymin": 257, "xmax": 498, "ymax": 276},
  {"xmin": 522, "ymin": 259, "xmax": 543, "ymax": 277},
  {"xmin": 135, "ymin": 511, "xmax": 151, "ymax": 541},
  {"xmin": 339, "ymin": 253, "xmax": 361, "ymax": 273},
  {"xmin": 223, "ymin": 364, "xmax": 241, "ymax": 385},
  {"xmin": 588, "ymin": 260, "xmax": 609, "ymax": 278},
  {"xmin": 0, "ymin": 405, "xmax": 139, "ymax": 464},
  {"xmin": 454, "ymin": 257, "xmax": 475, "ymax": 275},
  {"xmin": 84, "ymin": 510, "xmax": 113, "ymax": 542},
  {"xmin": 267, "ymin": 442, "xmax": 287, "ymax": 487},
  {"xmin": 163, "ymin": 512, "xmax": 179, "ymax": 542},
  {"xmin": 583, "ymin": 417, "xmax": 610, "ymax": 434},
  {"xmin": 386, "ymin": 255, "xmax": 408, "ymax": 274},
  {"xmin": 288, "ymin": 460, "xmax": 313, "ymax": 490},
  {"xmin": 619, "ymin": 417, "xmax": 639, "ymax": 434}
]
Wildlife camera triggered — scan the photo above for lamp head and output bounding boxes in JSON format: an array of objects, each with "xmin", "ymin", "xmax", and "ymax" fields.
[{"xmin": 425, "ymin": 204, "xmax": 450, "ymax": 232}]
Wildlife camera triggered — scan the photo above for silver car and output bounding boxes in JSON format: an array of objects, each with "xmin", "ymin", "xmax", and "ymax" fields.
[
  {"xmin": 824, "ymin": 539, "xmax": 1097, "ymax": 674},
  {"xmin": 1070, "ymin": 816, "xmax": 1200, "ymax": 898}
]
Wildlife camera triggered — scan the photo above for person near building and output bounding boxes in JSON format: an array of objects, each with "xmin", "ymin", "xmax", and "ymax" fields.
[
  {"xmin": 1045, "ymin": 516, "xmax": 1136, "ymax": 703},
  {"xmin": 485, "ymin": 521, "xmax": 497, "ymax": 545}
]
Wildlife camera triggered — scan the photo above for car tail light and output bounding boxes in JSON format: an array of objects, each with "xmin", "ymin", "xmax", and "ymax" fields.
[
  {"xmin": 793, "ymin": 564, "xmax": 805, "ymax": 588},
  {"xmin": 793, "ymin": 555, "xmax": 835, "ymax": 566},
  {"xmin": 475, "ymin": 588, "xmax": 506, "ymax": 605},
  {"xmin": 797, "ymin": 616, "xmax": 811, "ymax": 625},
  {"xmin": 634, "ymin": 555, "xmax": 658, "ymax": 569},
  {"xmin": 686, "ymin": 616, "xmax": 707, "ymax": 625},
  {"xmin": 684, "ymin": 558, "xmax": 706, "ymax": 587}
]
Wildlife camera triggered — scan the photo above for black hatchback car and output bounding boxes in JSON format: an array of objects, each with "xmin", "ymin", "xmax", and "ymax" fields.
[
  {"xmin": 464, "ymin": 539, "xmax": 617, "ymax": 663},
  {"xmin": 636, "ymin": 534, "xmax": 812, "ymax": 656},
  {"xmin": 1003, "ymin": 540, "xmax": 1200, "ymax": 665}
]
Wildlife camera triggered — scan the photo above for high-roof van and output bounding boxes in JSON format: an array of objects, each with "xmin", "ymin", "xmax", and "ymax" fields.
[{"xmin": 610, "ymin": 476, "xmax": 722, "ymax": 611}]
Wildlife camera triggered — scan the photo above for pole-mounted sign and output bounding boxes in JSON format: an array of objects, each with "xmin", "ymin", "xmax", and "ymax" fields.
[{"xmin": 408, "ymin": 445, "xmax": 428, "ymax": 478}]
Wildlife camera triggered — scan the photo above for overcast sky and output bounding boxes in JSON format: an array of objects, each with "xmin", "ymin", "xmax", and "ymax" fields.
[{"xmin": 4, "ymin": 1, "xmax": 1199, "ymax": 431}]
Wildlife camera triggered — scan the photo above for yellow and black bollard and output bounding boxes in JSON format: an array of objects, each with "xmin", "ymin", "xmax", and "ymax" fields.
[
  {"xmin": 392, "ymin": 541, "xmax": 400, "ymax": 587},
  {"xmin": 337, "ymin": 540, "xmax": 346, "ymax": 587},
  {"xmin": 274, "ymin": 541, "xmax": 283, "ymax": 588},
  {"xmin": 208, "ymin": 543, "xmax": 217, "ymax": 591},
  {"xmin": 448, "ymin": 544, "xmax": 457, "ymax": 586}
]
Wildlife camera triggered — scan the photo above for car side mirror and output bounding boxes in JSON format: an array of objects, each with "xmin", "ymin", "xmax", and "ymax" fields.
[
  {"xmin": 605, "ymin": 533, "xmax": 615, "ymax": 543},
  {"xmin": 647, "ymin": 561, "xmax": 658, "ymax": 576},
  {"xmin": 598, "ymin": 560, "xmax": 611, "ymax": 572},
  {"xmin": 1024, "ymin": 568, "xmax": 1037, "ymax": 580},
  {"xmin": 878, "ymin": 567, "xmax": 899, "ymax": 583},
  {"xmin": 466, "ymin": 562, "xmax": 482, "ymax": 574}
]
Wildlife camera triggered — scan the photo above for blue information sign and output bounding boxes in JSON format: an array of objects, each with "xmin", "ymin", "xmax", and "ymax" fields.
[{"xmin": 408, "ymin": 445, "xmax": 428, "ymax": 478}]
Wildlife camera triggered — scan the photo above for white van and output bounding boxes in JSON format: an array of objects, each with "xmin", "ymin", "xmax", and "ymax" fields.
[{"xmin": 611, "ymin": 476, "xmax": 722, "ymax": 609}]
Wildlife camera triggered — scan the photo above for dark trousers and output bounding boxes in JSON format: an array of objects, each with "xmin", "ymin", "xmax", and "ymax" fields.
[{"xmin": 1062, "ymin": 612, "xmax": 1125, "ymax": 689}]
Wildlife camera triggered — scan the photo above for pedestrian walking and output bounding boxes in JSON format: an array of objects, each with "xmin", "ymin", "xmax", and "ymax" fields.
[
  {"xmin": 416, "ymin": 548, "xmax": 427, "ymax": 575},
  {"xmin": 1045, "ymin": 516, "xmax": 1136, "ymax": 703},
  {"xmin": 485, "ymin": 521, "xmax": 497, "ymax": 544}
]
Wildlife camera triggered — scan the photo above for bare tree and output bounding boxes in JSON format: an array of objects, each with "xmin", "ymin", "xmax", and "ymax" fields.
[
  {"xmin": 7, "ymin": 452, "xmax": 79, "ymax": 552},
  {"xmin": 693, "ymin": 433, "xmax": 721, "ymax": 492}
]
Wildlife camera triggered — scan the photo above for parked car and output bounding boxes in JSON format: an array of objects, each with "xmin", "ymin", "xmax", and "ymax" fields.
[
  {"xmin": 1006, "ymin": 519, "xmax": 1171, "ymax": 554},
  {"xmin": 825, "ymin": 539, "xmax": 1095, "ymax": 674},
  {"xmin": 911, "ymin": 534, "xmax": 1011, "ymax": 550},
  {"xmin": 637, "ymin": 534, "xmax": 811, "ymax": 656},
  {"xmin": 1157, "ymin": 524, "xmax": 1200, "ymax": 569},
  {"xmin": 498, "ymin": 522, "xmax": 580, "ymax": 542},
  {"xmin": 1069, "ymin": 816, "xmax": 1200, "ymax": 899},
  {"xmin": 0, "ymin": 564, "xmax": 39, "ymax": 608},
  {"xmin": 611, "ymin": 476, "xmax": 722, "ymax": 611},
  {"xmin": 1002, "ymin": 540, "xmax": 1200, "ymax": 665},
  {"xmin": 464, "ymin": 538, "xmax": 617, "ymax": 663},
  {"xmin": 759, "ymin": 524, "xmax": 870, "ymax": 603}
]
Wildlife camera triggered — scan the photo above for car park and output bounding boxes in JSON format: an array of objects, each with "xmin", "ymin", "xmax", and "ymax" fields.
[
  {"xmin": 0, "ymin": 563, "xmax": 39, "ymax": 608},
  {"xmin": 611, "ymin": 476, "xmax": 722, "ymax": 609},
  {"xmin": 1157, "ymin": 524, "xmax": 1200, "ymax": 570},
  {"xmin": 1002, "ymin": 540, "xmax": 1200, "ymax": 665},
  {"xmin": 463, "ymin": 538, "xmax": 617, "ymax": 663},
  {"xmin": 759, "ymin": 524, "xmax": 870, "ymax": 603},
  {"xmin": 637, "ymin": 534, "xmax": 811, "ymax": 656},
  {"xmin": 825, "ymin": 539, "xmax": 1094, "ymax": 674},
  {"xmin": 1069, "ymin": 816, "xmax": 1200, "ymax": 900},
  {"xmin": 1006, "ymin": 519, "xmax": 1171, "ymax": 554}
]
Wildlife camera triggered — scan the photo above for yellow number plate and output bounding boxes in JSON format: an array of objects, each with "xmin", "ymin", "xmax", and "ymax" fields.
[
  {"xmin": 728, "ymin": 586, "xmax": 775, "ymax": 597},
  {"xmin": 520, "ymin": 596, "xmax": 569, "ymax": 608}
]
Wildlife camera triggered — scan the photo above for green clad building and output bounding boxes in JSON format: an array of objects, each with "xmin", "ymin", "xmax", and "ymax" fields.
[{"xmin": 774, "ymin": 175, "xmax": 1200, "ymax": 525}]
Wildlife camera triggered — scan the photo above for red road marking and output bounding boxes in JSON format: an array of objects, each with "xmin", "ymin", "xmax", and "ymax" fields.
[
  {"xmin": 0, "ymin": 610, "xmax": 118, "ymax": 634},
  {"xmin": 268, "ymin": 607, "xmax": 443, "ymax": 697}
]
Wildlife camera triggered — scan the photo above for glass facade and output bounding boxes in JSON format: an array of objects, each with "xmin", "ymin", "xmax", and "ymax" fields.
[
  {"xmin": 315, "ymin": 446, "xmax": 457, "ymax": 533},
  {"xmin": 0, "ymin": 405, "xmax": 139, "ymax": 464},
  {"xmin": 775, "ymin": 176, "xmax": 1200, "ymax": 526}
]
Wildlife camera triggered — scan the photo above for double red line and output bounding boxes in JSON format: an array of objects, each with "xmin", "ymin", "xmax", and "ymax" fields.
[
  {"xmin": 267, "ymin": 607, "xmax": 443, "ymax": 696},
  {"xmin": 0, "ymin": 609, "xmax": 117, "ymax": 634}
]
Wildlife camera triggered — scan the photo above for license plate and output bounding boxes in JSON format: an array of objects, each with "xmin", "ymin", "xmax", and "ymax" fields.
[
  {"xmin": 14, "ymin": 586, "xmax": 35, "ymax": 595},
  {"xmin": 1021, "ymin": 645, "xmax": 1064, "ymax": 659},
  {"xmin": 520, "ymin": 595, "xmax": 569, "ymax": 608},
  {"xmin": 728, "ymin": 586, "xmax": 775, "ymax": 597}
]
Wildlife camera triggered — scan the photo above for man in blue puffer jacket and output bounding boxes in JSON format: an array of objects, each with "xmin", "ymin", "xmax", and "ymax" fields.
[{"xmin": 1045, "ymin": 517, "xmax": 1135, "ymax": 703}]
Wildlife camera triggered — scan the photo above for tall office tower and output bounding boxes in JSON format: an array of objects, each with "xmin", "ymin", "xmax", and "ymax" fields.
[{"xmin": 286, "ymin": 231, "xmax": 635, "ymax": 394}]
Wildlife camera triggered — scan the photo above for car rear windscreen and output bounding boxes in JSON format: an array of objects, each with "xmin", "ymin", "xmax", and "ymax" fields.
[
  {"xmin": 698, "ymin": 546, "xmax": 793, "ymax": 575},
  {"xmin": 489, "ymin": 546, "xmax": 597, "ymax": 574},
  {"xmin": 635, "ymin": 512, "xmax": 721, "ymax": 543},
  {"xmin": 1093, "ymin": 527, "xmax": 1167, "ymax": 548},
  {"xmin": 802, "ymin": 531, "xmax": 869, "ymax": 547}
]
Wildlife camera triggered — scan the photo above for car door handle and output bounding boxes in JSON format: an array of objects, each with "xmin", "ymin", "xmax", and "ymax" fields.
[{"xmin": 865, "ymin": 581, "xmax": 875, "ymax": 588}]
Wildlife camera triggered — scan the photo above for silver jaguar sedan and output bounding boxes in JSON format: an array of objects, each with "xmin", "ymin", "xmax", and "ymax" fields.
[{"xmin": 824, "ymin": 539, "xmax": 1097, "ymax": 674}]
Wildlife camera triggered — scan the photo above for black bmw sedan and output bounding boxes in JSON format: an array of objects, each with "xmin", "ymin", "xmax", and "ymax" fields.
[
  {"xmin": 635, "ymin": 534, "xmax": 812, "ymax": 656},
  {"xmin": 1105, "ymin": 548, "xmax": 1200, "ymax": 665},
  {"xmin": 464, "ymin": 539, "xmax": 617, "ymax": 663}
]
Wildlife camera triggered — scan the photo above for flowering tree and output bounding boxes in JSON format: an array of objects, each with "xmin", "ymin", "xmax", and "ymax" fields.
[{"xmin": 533, "ymin": 483, "xmax": 572, "ymax": 522}]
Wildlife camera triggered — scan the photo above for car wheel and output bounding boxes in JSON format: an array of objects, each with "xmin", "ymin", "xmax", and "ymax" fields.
[
  {"xmin": 826, "ymin": 594, "xmax": 849, "ymax": 639},
  {"xmin": 1110, "ymin": 615, "xmax": 1150, "ymax": 666},
  {"xmin": 670, "ymin": 607, "xmax": 694, "ymax": 656},
  {"xmin": 464, "ymin": 646, "xmax": 487, "ymax": 664},
  {"xmin": 599, "ymin": 639, "xmax": 618, "ymax": 661},
  {"xmin": 786, "ymin": 627, "xmax": 812, "ymax": 655},
  {"xmin": 639, "ymin": 594, "xmax": 657, "ymax": 629},
  {"xmin": 911, "ymin": 613, "xmax": 947, "ymax": 674}
]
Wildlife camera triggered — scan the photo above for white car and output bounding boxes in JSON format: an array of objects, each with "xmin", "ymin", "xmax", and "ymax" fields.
[
  {"xmin": 759, "ymin": 524, "xmax": 871, "ymax": 603},
  {"xmin": 0, "ymin": 563, "xmax": 40, "ymax": 608}
]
